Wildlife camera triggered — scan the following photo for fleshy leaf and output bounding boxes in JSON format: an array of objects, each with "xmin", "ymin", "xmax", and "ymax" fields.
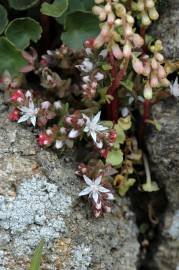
[
  {"xmin": 56, "ymin": 0, "xmax": 94, "ymax": 24},
  {"xmin": 5, "ymin": 18, "xmax": 42, "ymax": 50},
  {"xmin": 118, "ymin": 178, "xmax": 136, "ymax": 196},
  {"xmin": 40, "ymin": 0, "xmax": 69, "ymax": 18},
  {"xmin": 61, "ymin": 11, "xmax": 99, "ymax": 51},
  {"xmin": 142, "ymin": 181, "xmax": 159, "ymax": 192},
  {"xmin": 106, "ymin": 149, "xmax": 123, "ymax": 167},
  {"xmin": 0, "ymin": 4, "xmax": 8, "ymax": 35},
  {"xmin": 8, "ymin": 0, "xmax": 39, "ymax": 10},
  {"xmin": 28, "ymin": 240, "xmax": 44, "ymax": 270},
  {"xmin": 0, "ymin": 37, "xmax": 27, "ymax": 75}
]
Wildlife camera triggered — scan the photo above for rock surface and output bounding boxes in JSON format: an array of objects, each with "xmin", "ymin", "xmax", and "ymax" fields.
[
  {"xmin": 0, "ymin": 93, "xmax": 139, "ymax": 270},
  {"xmin": 146, "ymin": 97, "xmax": 179, "ymax": 270},
  {"xmin": 150, "ymin": 0, "xmax": 179, "ymax": 60}
]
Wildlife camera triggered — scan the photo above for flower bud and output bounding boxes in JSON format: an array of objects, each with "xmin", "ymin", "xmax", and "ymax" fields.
[
  {"xmin": 99, "ymin": 11, "xmax": 107, "ymax": 21},
  {"xmin": 151, "ymin": 58, "xmax": 158, "ymax": 69},
  {"xmin": 154, "ymin": 52, "xmax": 164, "ymax": 63},
  {"xmin": 68, "ymin": 129, "xmax": 79, "ymax": 139},
  {"xmin": 95, "ymin": 72, "xmax": 104, "ymax": 81},
  {"xmin": 132, "ymin": 57, "xmax": 144, "ymax": 74},
  {"xmin": 107, "ymin": 13, "xmax": 115, "ymax": 25},
  {"xmin": 104, "ymin": 3, "xmax": 112, "ymax": 13},
  {"xmin": 160, "ymin": 78, "xmax": 170, "ymax": 87},
  {"xmin": 114, "ymin": 3, "xmax": 126, "ymax": 17},
  {"xmin": 112, "ymin": 43, "xmax": 123, "ymax": 59},
  {"xmin": 150, "ymin": 74, "xmax": 159, "ymax": 87},
  {"xmin": 145, "ymin": 0, "xmax": 154, "ymax": 8},
  {"xmin": 114, "ymin": 19, "xmax": 122, "ymax": 26},
  {"xmin": 41, "ymin": 101, "xmax": 51, "ymax": 110},
  {"xmin": 132, "ymin": 33, "xmax": 144, "ymax": 48},
  {"xmin": 126, "ymin": 15, "xmax": 134, "ymax": 25},
  {"xmin": 136, "ymin": 1, "xmax": 144, "ymax": 11},
  {"xmin": 55, "ymin": 140, "xmax": 64, "ymax": 149},
  {"xmin": 142, "ymin": 13, "xmax": 151, "ymax": 26},
  {"xmin": 158, "ymin": 66, "xmax": 166, "ymax": 79},
  {"xmin": 92, "ymin": 6, "xmax": 103, "ymax": 16},
  {"xmin": 101, "ymin": 24, "xmax": 110, "ymax": 38},
  {"xmin": 154, "ymin": 40, "xmax": 163, "ymax": 51},
  {"xmin": 144, "ymin": 83, "xmax": 153, "ymax": 100},
  {"xmin": 148, "ymin": 7, "xmax": 159, "ymax": 20},
  {"xmin": 123, "ymin": 41, "xmax": 132, "ymax": 58},
  {"xmin": 124, "ymin": 25, "xmax": 133, "ymax": 36},
  {"xmin": 143, "ymin": 62, "xmax": 151, "ymax": 76},
  {"xmin": 95, "ymin": 0, "xmax": 104, "ymax": 3},
  {"xmin": 93, "ymin": 35, "xmax": 105, "ymax": 48}
]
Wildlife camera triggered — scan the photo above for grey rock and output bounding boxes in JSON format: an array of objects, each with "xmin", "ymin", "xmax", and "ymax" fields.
[
  {"xmin": 146, "ymin": 97, "xmax": 179, "ymax": 269},
  {"xmin": 150, "ymin": 0, "xmax": 179, "ymax": 60},
  {"xmin": 0, "ymin": 93, "xmax": 140, "ymax": 270}
]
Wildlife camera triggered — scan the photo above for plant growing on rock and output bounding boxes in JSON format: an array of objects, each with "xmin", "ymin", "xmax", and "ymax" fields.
[{"xmin": 0, "ymin": 0, "xmax": 178, "ymax": 217}]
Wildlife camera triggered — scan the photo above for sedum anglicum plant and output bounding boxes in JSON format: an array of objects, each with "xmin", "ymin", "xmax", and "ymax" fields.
[{"xmin": 0, "ymin": 0, "xmax": 178, "ymax": 217}]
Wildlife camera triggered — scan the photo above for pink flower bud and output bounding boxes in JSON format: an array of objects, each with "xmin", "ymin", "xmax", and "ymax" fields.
[
  {"xmin": 41, "ymin": 101, "xmax": 51, "ymax": 110},
  {"xmin": 132, "ymin": 33, "xmax": 144, "ymax": 48},
  {"xmin": 151, "ymin": 58, "xmax": 158, "ymax": 69},
  {"xmin": 68, "ymin": 129, "xmax": 79, "ymax": 139},
  {"xmin": 107, "ymin": 13, "xmax": 115, "ymax": 25},
  {"xmin": 124, "ymin": 25, "xmax": 133, "ymax": 36},
  {"xmin": 101, "ymin": 24, "xmax": 110, "ymax": 38},
  {"xmin": 112, "ymin": 43, "xmax": 123, "ymax": 59},
  {"xmin": 143, "ymin": 62, "xmax": 151, "ymax": 76},
  {"xmin": 99, "ymin": 11, "xmax": 107, "ymax": 21},
  {"xmin": 123, "ymin": 41, "xmax": 132, "ymax": 58},
  {"xmin": 158, "ymin": 66, "xmax": 166, "ymax": 79},
  {"xmin": 93, "ymin": 35, "xmax": 105, "ymax": 49},
  {"xmin": 144, "ymin": 84, "xmax": 153, "ymax": 100},
  {"xmin": 9, "ymin": 109, "xmax": 20, "ymax": 121},
  {"xmin": 155, "ymin": 53, "xmax": 164, "ymax": 63},
  {"xmin": 150, "ymin": 75, "xmax": 159, "ymax": 87},
  {"xmin": 132, "ymin": 57, "xmax": 144, "ymax": 74}
]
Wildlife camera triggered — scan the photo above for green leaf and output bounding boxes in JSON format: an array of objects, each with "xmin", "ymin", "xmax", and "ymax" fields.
[
  {"xmin": 0, "ymin": 5, "xmax": 8, "ymax": 35},
  {"xmin": 28, "ymin": 240, "xmax": 44, "ymax": 270},
  {"xmin": 142, "ymin": 181, "xmax": 159, "ymax": 192},
  {"xmin": 56, "ymin": 0, "xmax": 93, "ymax": 24},
  {"xmin": 8, "ymin": 0, "xmax": 39, "ymax": 10},
  {"xmin": 118, "ymin": 178, "xmax": 136, "ymax": 196},
  {"xmin": 62, "ymin": 11, "xmax": 99, "ymax": 51},
  {"xmin": 5, "ymin": 18, "xmax": 42, "ymax": 50},
  {"xmin": 106, "ymin": 149, "xmax": 123, "ymax": 167},
  {"xmin": 41, "ymin": 0, "xmax": 69, "ymax": 18},
  {"xmin": 121, "ymin": 79, "xmax": 134, "ymax": 91},
  {"xmin": 102, "ymin": 64, "xmax": 112, "ymax": 71},
  {"xmin": 0, "ymin": 37, "xmax": 27, "ymax": 75}
]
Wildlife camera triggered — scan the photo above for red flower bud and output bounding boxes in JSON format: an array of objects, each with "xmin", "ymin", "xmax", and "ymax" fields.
[
  {"xmin": 11, "ymin": 90, "xmax": 24, "ymax": 102},
  {"xmin": 9, "ymin": 109, "xmax": 20, "ymax": 121}
]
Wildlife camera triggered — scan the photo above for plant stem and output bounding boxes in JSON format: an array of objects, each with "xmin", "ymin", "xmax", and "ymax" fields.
[
  {"xmin": 107, "ymin": 59, "xmax": 129, "ymax": 122},
  {"xmin": 143, "ymin": 153, "xmax": 151, "ymax": 185},
  {"xmin": 139, "ymin": 99, "xmax": 151, "ymax": 144}
]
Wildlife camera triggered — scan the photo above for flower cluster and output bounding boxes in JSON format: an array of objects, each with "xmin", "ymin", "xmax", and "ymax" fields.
[
  {"xmin": 8, "ymin": 89, "xmax": 57, "ymax": 127},
  {"xmin": 132, "ymin": 0, "xmax": 159, "ymax": 26},
  {"xmin": 79, "ymin": 175, "xmax": 114, "ymax": 217},
  {"xmin": 93, "ymin": 1, "xmax": 144, "ymax": 59}
]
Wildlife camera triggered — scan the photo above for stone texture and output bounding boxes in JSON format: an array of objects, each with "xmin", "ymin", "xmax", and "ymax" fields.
[
  {"xmin": 150, "ymin": 0, "xmax": 179, "ymax": 60},
  {"xmin": 0, "ymin": 93, "xmax": 139, "ymax": 270},
  {"xmin": 146, "ymin": 97, "xmax": 179, "ymax": 270}
]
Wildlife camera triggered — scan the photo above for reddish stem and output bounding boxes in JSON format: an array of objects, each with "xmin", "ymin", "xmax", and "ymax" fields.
[
  {"xmin": 139, "ymin": 99, "xmax": 151, "ymax": 143},
  {"xmin": 108, "ymin": 52, "xmax": 116, "ymax": 77}
]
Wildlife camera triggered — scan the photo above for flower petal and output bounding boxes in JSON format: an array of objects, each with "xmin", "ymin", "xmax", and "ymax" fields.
[
  {"xmin": 31, "ymin": 115, "xmax": 36, "ymax": 126},
  {"xmin": 18, "ymin": 114, "xmax": 29, "ymax": 123},
  {"xmin": 94, "ymin": 175, "xmax": 102, "ymax": 185},
  {"xmin": 83, "ymin": 175, "xmax": 93, "ymax": 186},
  {"xmin": 92, "ymin": 191, "xmax": 99, "ymax": 204},
  {"xmin": 93, "ymin": 111, "xmax": 101, "ymax": 125},
  {"xmin": 91, "ymin": 130, "xmax": 97, "ymax": 143},
  {"xmin": 79, "ymin": 186, "xmax": 92, "ymax": 196},
  {"xmin": 98, "ymin": 186, "xmax": 111, "ymax": 193}
]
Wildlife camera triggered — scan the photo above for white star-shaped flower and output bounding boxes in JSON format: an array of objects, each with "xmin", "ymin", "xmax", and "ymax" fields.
[
  {"xmin": 170, "ymin": 77, "xmax": 179, "ymax": 97},
  {"xmin": 79, "ymin": 175, "xmax": 113, "ymax": 205},
  {"xmin": 82, "ymin": 111, "xmax": 108, "ymax": 144},
  {"xmin": 18, "ymin": 99, "xmax": 39, "ymax": 126}
]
